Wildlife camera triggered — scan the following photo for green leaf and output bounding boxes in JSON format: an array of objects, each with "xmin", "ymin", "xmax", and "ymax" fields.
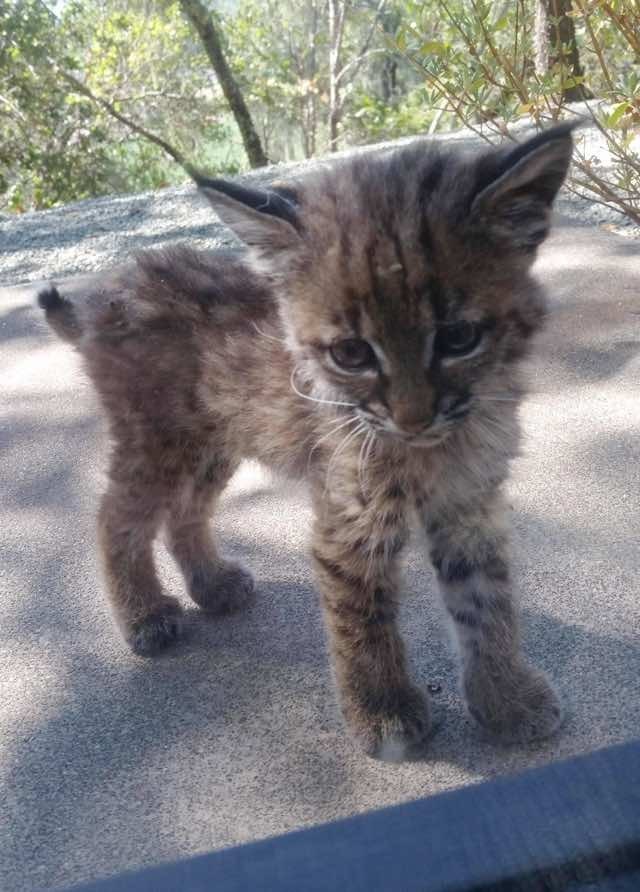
[
  {"xmin": 420, "ymin": 41, "xmax": 447, "ymax": 56},
  {"xmin": 607, "ymin": 103, "xmax": 630, "ymax": 128}
]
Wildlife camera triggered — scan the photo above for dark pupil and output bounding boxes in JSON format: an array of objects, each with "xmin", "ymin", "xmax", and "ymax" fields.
[
  {"xmin": 438, "ymin": 321, "xmax": 480, "ymax": 355},
  {"xmin": 330, "ymin": 338, "xmax": 375, "ymax": 369}
]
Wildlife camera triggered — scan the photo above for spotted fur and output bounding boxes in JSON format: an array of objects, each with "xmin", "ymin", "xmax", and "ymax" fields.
[{"xmin": 40, "ymin": 124, "xmax": 574, "ymax": 759}]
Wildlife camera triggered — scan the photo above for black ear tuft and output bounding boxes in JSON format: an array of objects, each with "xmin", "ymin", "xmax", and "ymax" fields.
[
  {"xmin": 471, "ymin": 121, "xmax": 578, "ymax": 253},
  {"xmin": 194, "ymin": 175, "xmax": 300, "ymax": 230},
  {"xmin": 195, "ymin": 175, "xmax": 302, "ymax": 254}
]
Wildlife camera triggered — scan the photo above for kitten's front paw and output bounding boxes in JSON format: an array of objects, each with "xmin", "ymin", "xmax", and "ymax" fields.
[
  {"xmin": 464, "ymin": 663, "xmax": 563, "ymax": 743},
  {"xmin": 345, "ymin": 686, "xmax": 432, "ymax": 762},
  {"xmin": 188, "ymin": 561, "xmax": 255, "ymax": 615},
  {"xmin": 128, "ymin": 596, "xmax": 184, "ymax": 657}
]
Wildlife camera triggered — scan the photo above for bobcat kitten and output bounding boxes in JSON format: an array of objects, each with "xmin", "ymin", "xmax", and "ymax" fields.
[{"xmin": 40, "ymin": 123, "xmax": 574, "ymax": 760}]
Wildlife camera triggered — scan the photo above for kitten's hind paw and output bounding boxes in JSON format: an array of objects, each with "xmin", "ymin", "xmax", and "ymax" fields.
[
  {"xmin": 346, "ymin": 686, "xmax": 433, "ymax": 762},
  {"xmin": 188, "ymin": 561, "xmax": 255, "ymax": 615},
  {"xmin": 128, "ymin": 597, "xmax": 184, "ymax": 656}
]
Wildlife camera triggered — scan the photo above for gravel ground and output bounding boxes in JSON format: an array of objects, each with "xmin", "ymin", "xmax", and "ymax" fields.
[{"xmin": 1, "ymin": 119, "xmax": 637, "ymax": 288}]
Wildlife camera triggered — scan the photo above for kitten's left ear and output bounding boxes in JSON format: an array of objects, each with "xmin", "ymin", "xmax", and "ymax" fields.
[
  {"xmin": 470, "ymin": 121, "xmax": 577, "ymax": 252},
  {"xmin": 195, "ymin": 175, "xmax": 302, "ymax": 254}
]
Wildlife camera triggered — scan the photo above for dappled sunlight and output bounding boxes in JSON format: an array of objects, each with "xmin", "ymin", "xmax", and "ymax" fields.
[
  {"xmin": 0, "ymin": 3, "xmax": 638, "ymax": 888},
  {"xmin": 1, "ymin": 338, "xmax": 87, "ymax": 401},
  {"xmin": 0, "ymin": 644, "xmax": 72, "ymax": 758},
  {"xmin": 224, "ymin": 460, "xmax": 273, "ymax": 498},
  {"xmin": 1, "ymin": 505, "xmax": 77, "ymax": 552},
  {"xmin": 537, "ymin": 234, "xmax": 639, "ymax": 275},
  {"xmin": 521, "ymin": 384, "xmax": 640, "ymax": 432}
]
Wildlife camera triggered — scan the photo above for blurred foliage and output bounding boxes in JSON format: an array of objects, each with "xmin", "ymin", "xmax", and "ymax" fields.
[
  {"xmin": 0, "ymin": 0, "xmax": 239, "ymax": 211},
  {"xmin": 1, "ymin": 0, "xmax": 638, "ymax": 222},
  {"xmin": 225, "ymin": 0, "xmax": 329, "ymax": 159},
  {"xmin": 391, "ymin": 0, "xmax": 639, "ymax": 221}
]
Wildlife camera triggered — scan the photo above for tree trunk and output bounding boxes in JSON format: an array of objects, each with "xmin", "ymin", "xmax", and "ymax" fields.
[
  {"xmin": 535, "ymin": 0, "xmax": 591, "ymax": 102},
  {"xmin": 534, "ymin": 1, "xmax": 550, "ymax": 76},
  {"xmin": 178, "ymin": 0, "xmax": 268, "ymax": 168},
  {"xmin": 379, "ymin": 4, "xmax": 399, "ymax": 102},
  {"xmin": 307, "ymin": 0, "xmax": 320, "ymax": 158},
  {"xmin": 380, "ymin": 57, "xmax": 397, "ymax": 102},
  {"xmin": 328, "ymin": 0, "xmax": 346, "ymax": 152}
]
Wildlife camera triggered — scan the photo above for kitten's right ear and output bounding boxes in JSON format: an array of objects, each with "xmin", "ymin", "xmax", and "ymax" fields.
[
  {"xmin": 470, "ymin": 121, "xmax": 577, "ymax": 253},
  {"xmin": 195, "ymin": 175, "xmax": 302, "ymax": 254}
]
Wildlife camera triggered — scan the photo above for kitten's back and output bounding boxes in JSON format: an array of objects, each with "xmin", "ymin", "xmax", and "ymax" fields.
[{"xmin": 40, "ymin": 245, "xmax": 273, "ymax": 350}]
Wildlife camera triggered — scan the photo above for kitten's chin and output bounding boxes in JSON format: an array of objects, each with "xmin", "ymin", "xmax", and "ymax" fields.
[
  {"xmin": 404, "ymin": 430, "xmax": 452, "ymax": 450},
  {"xmin": 371, "ymin": 429, "xmax": 450, "ymax": 450}
]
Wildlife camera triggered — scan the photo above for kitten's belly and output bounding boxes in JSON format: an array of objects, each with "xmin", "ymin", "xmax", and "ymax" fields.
[
  {"xmin": 246, "ymin": 440, "xmax": 311, "ymax": 481},
  {"xmin": 230, "ymin": 412, "xmax": 318, "ymax": 482}
]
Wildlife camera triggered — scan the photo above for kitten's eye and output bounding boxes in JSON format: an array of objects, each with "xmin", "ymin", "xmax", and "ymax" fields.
[
  {"xmin": 436, "ymin": 321, "xmax": 481, "ymax": 357},
  {"xmin": 329, "ymin": 338, "xmax": 376, "ymax": 371}
]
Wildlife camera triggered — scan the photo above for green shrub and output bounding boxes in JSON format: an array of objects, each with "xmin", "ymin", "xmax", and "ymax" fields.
[{"xmin": 392, "ymin": 0, "xmax": 639, "ymax": 224}]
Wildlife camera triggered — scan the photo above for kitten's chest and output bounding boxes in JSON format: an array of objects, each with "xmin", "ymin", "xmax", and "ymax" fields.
[{"xmin": 320, "ymin": 436, "xmax": 440, "ymax": 523}]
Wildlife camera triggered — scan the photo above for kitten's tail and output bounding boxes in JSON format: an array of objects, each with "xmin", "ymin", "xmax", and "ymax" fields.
[{"xmin": 37, "ymin": 284, "xmax": 82, "ymax": 344}]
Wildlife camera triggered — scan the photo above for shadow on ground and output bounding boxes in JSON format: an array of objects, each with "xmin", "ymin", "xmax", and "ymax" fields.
[{"xmin": 1, "ymin": 219, "xmax": 639, "ymax": 891}]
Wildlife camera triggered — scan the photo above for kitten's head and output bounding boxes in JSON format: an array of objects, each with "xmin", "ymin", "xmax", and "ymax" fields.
[{"xmin": 199, "ymin": 124, "xmax": 574, "ymax": 446}]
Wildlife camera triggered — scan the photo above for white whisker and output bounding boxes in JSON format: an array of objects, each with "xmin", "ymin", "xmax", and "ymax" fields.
[
  {"xmin": 363, "ymin": 429, "xmax": 377, "ymax": 474},
  {"xmin": 357, "ymin": 429, "xmax": 378, "ymax": 499},
  {"xmin": 475, "ymin": 395, "xmax": 520, "ymax": 403},
  {"xmin": 290, "ymin": 366, "xmax": 357, "ymax": 409},
  {"xmin": 357, "ymin": 430, "xmax": 371, "ymax": 497},
  {"xmin": 251, "ymin": 321, "xmax": 287, "ymax": 344},
  {"xmin": 308, "ymin": 414, "xmax": 360, "ymax": 472},
  {"xmin": 324, "ymin": 421, "xmax": 367, "ymax": 498}
]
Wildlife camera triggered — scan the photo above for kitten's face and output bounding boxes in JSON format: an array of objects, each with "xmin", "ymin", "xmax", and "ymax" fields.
[
  {"xmin": 279, "ymin": 198, "xmax": 542, "ymax": 446},
  {"xmin": 200, "ymin": 124, "xmax": 573, "ymax": 445},
  {"xmin": 287, "ymin": 272, "xmax": 524, "ymax": 447}
]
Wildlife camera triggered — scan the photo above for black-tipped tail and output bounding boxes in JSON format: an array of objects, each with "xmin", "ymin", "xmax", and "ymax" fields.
[
  {"xmin": 37, "ymin": 284, "xmax": 64, "ymax": 311},
  {"xmin": 37, "ymin": 283, "xmax": 82, "ymax": 343}
]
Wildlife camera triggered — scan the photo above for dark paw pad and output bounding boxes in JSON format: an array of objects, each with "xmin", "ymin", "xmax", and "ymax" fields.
[{"xmin": 130, "ymin": 603, "xmax": 183, "ymax": 656}]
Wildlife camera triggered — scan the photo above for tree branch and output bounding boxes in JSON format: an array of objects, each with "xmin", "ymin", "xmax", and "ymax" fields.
[
  {"xmin": 58, "ymin": 69, "xmax": 197, "ymax": 176},
  {"xmin": 335, "ymin": 47, "xmax": 387, "ymax": 88},
  {"xmin": 336, "ymin": 0, "xmax": 387, "ymax": 87},
  {"xmin": 178, "ymin": 0, "xmax": 268, "ymax": 167}
]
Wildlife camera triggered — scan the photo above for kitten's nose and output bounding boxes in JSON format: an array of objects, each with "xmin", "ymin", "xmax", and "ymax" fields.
[{"xmin": 392, "ymin": 405, "xmax": 432, "ymax": 435}]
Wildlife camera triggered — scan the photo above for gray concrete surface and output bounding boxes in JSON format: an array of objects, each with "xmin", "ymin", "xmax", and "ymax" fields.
[{"xmin": 1, "ymin": 219, "xmax": 639, "ymax": 892}]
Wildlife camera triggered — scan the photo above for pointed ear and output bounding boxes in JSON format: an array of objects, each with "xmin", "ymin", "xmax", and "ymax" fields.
[
  {"xmin": 195, "ymin": 175, "xmax": 302, "ymax": 253},
  {"xmin": 470, "ymin": 122, "xmax": 577, "ymax": 253}
]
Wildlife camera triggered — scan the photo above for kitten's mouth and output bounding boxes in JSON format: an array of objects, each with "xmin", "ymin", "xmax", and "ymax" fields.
[
  {"xmin": 404, "ymin": 431, "xmax": 450, "ymax": 449},
  {"xmin": 359, "ymin": 417, "xmax": 450, "ymax": 449},
  {"xmin": 357, "ymin": 403, "xmax": 468, "ymax": 448}
]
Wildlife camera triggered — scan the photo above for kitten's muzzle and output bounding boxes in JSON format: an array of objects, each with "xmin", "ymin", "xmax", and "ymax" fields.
[
  {"xmin": 391, "ymin": 403, "xmax": 466, "ymax": 438},
  {"xmin": 357, "ymin": 394, "xmax": 470, "ymax": 444},
  {"xmin": 439, "ymin": 393, "xmax": 471, "ymax": 419},
  {"xmin": 393, "ymin": 396, "xmax": 472, "ymax": 444}
]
